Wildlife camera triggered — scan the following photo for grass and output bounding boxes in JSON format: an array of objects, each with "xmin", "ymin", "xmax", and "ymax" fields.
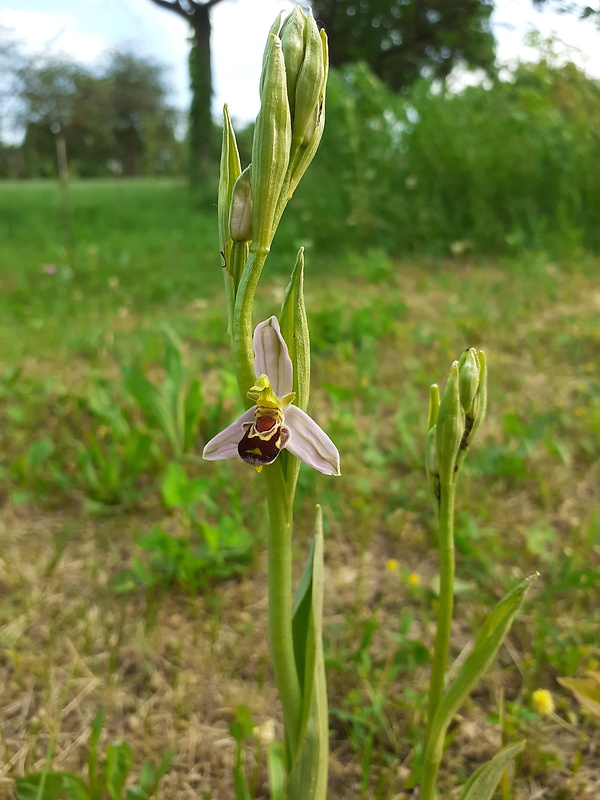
[{"xmin": 1, "ymin": 179, "xmax": 599, "ymax": 799}]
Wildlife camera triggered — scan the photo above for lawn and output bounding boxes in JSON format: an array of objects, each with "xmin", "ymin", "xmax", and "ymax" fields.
[{"xmin": 0, "ymin": 179, "xmax": 599, "ymax": 799}]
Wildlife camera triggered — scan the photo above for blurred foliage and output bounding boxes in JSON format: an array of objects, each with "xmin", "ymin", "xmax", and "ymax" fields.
[
  {"xmin": 312, "ymin": 0, "xmax": 496, "ymax": 91},
  {"xmin": 3, "ymin": 30, "xmax": 600, "ymax": 261},
  {"xmin": 15, "ymin": 708, "xmax": 175, "ymax": 800},
  {"xmin": 290, "ymin": 46, "xmax": 600, "ymax": 256}
]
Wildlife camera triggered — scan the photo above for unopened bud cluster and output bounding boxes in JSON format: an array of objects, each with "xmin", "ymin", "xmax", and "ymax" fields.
[
  {"xmin": 219, "ymin": 6, "xmax": 328, "ymax": 256},
  {"xmin": 426, "ymin": 349, "xmax": 487, "ymax": 502}
]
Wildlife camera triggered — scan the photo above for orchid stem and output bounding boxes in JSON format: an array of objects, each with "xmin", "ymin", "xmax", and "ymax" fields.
[
  {"xmin": 264, "ymin": 460, "xmax": 302, "ymax": 760},
  {"xmin": 422, "ymin": 481, "xmax": 456, "ymax": 800},
  {"xmin": 232, "ymin": 245, "xmax": 270, "ymax": 404}
]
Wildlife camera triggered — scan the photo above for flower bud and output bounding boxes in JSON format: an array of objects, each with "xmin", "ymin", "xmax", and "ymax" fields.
[
  {"xmin": 252, "ymin": 34, "xmax": 292, "ymax": 249},
  {"xmin": 290, "ymin": 9, "xmax": 325, "ymax": 148},
  {"xmin": 456, "ymin": 350, "xmax": 487, "ymax": 469},
  {"xmin": 436, "ymin": 362, "xmax": 465, "ymax": 487},
  {"xmin": 280, "ymin": 6, "xmax": 306, "ymax": 117},
  {"xmin": 228, "ymin": 165, "xmax": 252, "ymax": 241},
  {"xmin": 286, "ymin": 27, "xmax": 328, "ymax": 197},
  {"xmin": 259, "ymin": 13, "xmax": 284, "ymax": 96},
  {"xmin": 458, "ymin": 348, "xmax": 479, "ymax": 416}
]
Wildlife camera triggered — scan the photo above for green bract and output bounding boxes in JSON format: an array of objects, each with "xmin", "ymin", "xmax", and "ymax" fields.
[
  {"xmin": 279, "ymin": 249, "xmax": 310, "ymax": 414},
  {"xmin": 218, "ymin": 104, "xmax": 241, "ymax": 251}
]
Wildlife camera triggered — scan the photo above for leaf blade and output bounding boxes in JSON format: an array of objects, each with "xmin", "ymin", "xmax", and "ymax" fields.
[{"xmin": 459, "ymin": 741, "xmax": 526, "ymax": 800}]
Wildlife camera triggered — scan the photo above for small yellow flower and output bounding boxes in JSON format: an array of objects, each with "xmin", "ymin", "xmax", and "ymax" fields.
[
  {"xmin": 532, "ymin": 688, "xmax": 555, "ymax": 716},
  {"xmin": 386, "ymin": 559, "xmax": 399, "ymax": 572},
  {"xmin": 408, "ymin": 572, "xmax": 421, "ymax": 587}
]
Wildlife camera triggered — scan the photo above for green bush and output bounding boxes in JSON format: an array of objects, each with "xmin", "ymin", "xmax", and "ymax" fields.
[{"xmin": 291, "ymin": 47, "xmax": 600, "ymax": 257}]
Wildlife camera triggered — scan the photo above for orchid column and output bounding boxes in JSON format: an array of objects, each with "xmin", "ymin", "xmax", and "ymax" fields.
[{"xmin": 203, "ymin": 9, "xmax": 337, "ymax": 800}]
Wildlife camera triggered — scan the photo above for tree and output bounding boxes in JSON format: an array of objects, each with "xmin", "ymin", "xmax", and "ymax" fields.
[
  {"xmin": 16, "ymin": 59, "xmax": 91, "ymax": 176},
  {"xmin": 15, "ymin": 51, "xmax": 180, "ymax": 177},
  {"xmin": 310, "ymin": 0, "xmax": 496, "ymax": 92},
  {"xmin": 147, "ymin": 0, "xmax": 226, "ymax": 185},
  {"xmin": 0, "ymin": 25, "xmax": 26, "ymax": 146},
  {"xmin": 104, "ymin": 50, "xmax": 175, "ymax": 176}
]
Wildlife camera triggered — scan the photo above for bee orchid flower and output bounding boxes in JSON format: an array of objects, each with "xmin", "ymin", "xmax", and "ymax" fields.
[{"xmin": 203, "ymin": 316, "xmax": 340, "ymax": 476}]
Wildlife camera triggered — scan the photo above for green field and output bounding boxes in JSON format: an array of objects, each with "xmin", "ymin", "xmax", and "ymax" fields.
[{"xmin": 1, "ymin": 179, "xmax": 599, "ymax": 799}]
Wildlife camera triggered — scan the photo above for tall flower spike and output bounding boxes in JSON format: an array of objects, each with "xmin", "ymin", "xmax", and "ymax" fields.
[{"xmin": 203, "ymin": 317, "xmax": 340, "ymax": 476}]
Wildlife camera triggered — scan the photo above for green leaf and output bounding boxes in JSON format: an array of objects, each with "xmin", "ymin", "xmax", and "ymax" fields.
[
  {"xmin": 162, "ymin": 325, "xmax": 185, "ymax": 450},
  {"xmin": 424, "ymin": 574, "xmax": 537, "ymax": 773},
  {"xmin": 443, "ymin": 574, "xmax": 537, "ymax": 721},
  {"xmin": 291, "ymin": 536, "xmax": 315, "ymax": 692},
  {"xmin": 288, "ymin": 505, "xmax": 328, "ymax": 800},
  {"xmin": 122, "ymin": 367, "xmax": 180, "ymax": 457},
  {"xmin": 25, "ymin": 437, "xmax": 55, "ymax": 468},
  {"xmin": 15, "ymin": 772, "xmax": 90, "ymax": 800},
  {"xmin": 126, "ymin": 747, "xmax": 176, "ymax": 800},
  {"xmin": 105, "ymin": 741, "xmax": 133, "ymax": 800},
  {"xmin": 160, "ymin": 461, "xmax": 189, "ymax": 508},
  {"xmin": 162, "ymin": 324, "xmax": 183, "ymax": 391},
  {"xmin": 183, "ymin": 378, "xmax": 204, "ymax": 451},
  {"xmin": 87, "ymin": 707, "xmax": 105, "ymax": 798},
  {"xmin": 458, "ymin": 741, "xmax": 526, "ymax": 800},
  {"xmin": 558, "ymin": 672, "xmax": 600, "ymax": 717},
  {"xmin": 161, "ymin": 462, "xmax": 210, "ymax": 513},
  {"xmin": 267, "ymin": 742, "xmax": 286, "ymax": 800}
]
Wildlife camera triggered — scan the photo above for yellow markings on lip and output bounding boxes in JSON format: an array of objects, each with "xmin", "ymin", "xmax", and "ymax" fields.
[{"xmin": 247, "ymin": 375, "xmax": 282, "ymax": 409}]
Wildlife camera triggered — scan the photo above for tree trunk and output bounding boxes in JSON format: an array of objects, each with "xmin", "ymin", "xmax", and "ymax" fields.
[
  {"xmin": 147, "ymin": 0, "xmax": 221, "ymax": 187},
  {"xmin": 189, "ymin": 4, "xmax": 213, "ymax": 186}
]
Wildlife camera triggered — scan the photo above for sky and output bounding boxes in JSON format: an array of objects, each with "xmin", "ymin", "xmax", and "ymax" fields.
[{"xmin": 1, "ymin": 0, "xmax": 599, "ymax": 129}]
